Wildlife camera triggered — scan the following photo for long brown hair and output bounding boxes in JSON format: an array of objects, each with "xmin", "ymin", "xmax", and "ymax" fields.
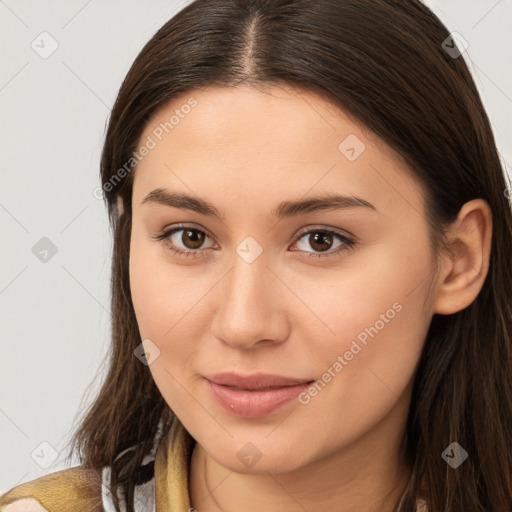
[{"xmin": 68, "ymin": 1, "xmax": 512, "ymax": 510}]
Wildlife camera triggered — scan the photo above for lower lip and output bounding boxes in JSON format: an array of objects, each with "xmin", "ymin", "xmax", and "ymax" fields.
[{"xmin": 205, "ymin": 379, "xmax": 312, "ymax": 418}]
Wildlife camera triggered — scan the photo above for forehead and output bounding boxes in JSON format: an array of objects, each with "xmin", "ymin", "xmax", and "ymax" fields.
[
  {"xmin": 131, "ymin": 84, "xmax": 426, "ymax": 218},
  {"xmin": 141, "ymin": 83, "xmax": 364, "ymax": 155}
]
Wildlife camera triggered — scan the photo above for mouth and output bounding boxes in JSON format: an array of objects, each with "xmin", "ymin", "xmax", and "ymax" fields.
[
  {"xmin": 224, "ymin": 384, "xmax": 299, "ymax": 391},
  {"xmin": 205, "ymin": 372, "xmax": 314, "ymax": 389},
  {"xmin": 203, "ymin": 372, "xmax": 315, "ymax": 418}
]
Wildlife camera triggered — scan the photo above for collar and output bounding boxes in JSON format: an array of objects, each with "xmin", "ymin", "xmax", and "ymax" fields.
[{"xmin": 102, "ymin": 415, "xmax": 194, "ymax": 512}]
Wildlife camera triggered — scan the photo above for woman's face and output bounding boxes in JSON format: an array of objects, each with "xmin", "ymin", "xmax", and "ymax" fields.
[{"xmin": 129, "ymin": 84, "xmax": 437, "ymax": 473}]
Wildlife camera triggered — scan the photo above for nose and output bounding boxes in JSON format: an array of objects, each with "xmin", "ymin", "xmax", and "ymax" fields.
[{"xmin": 210, "ymin": 251, "xmax": 291, "ymax": 350}]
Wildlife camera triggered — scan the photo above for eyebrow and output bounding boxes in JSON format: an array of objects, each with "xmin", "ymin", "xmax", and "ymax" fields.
[{"xmin": 141, "ymin": 188, "xmax": 377, "ymax": 220}]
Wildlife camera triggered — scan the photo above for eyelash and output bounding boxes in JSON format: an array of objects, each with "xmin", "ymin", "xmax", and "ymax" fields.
[{"xmin": 152, "ymin": 223, "xmax": 356, "ymax": 259}]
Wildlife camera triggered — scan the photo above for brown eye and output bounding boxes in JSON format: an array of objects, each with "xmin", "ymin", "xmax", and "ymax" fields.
[
  {"xmin": 308, "ymin": 231, "xmax": 335, "ymax": 252},
  {"xmin": 153, "ymin": 225, "xmax": 216, "ymax": 257},
  {"xmin": 181, "ymin": 229, "xmax": 206, "ymax": 249},
  {"xmin": 292, "ymin": 228, "xmax": 355, "ymax": 258}
]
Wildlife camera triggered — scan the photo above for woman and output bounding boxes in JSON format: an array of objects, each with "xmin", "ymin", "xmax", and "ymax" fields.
[{"xmin": 2, "ymin": 0, "xmax": 511, "ymax": 511}]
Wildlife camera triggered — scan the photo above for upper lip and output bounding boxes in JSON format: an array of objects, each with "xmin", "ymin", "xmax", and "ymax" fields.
[{"xmin": 205, "ymin": 372, "xmax": 313, "ymax": 390}]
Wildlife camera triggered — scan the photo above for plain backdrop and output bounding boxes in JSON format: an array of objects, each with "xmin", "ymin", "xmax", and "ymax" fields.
[{"xmin": 1, "ymin": 0, "xmax": 511, "ymax": 493}]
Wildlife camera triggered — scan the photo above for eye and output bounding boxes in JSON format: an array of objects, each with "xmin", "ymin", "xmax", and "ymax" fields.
[
  {"xmin": 291, "ymin": 228, "xmax": 356, "ymax": 258},
  {"xmin": 152, "ymin": 224, "xmax": 215, "ymax": 258}
]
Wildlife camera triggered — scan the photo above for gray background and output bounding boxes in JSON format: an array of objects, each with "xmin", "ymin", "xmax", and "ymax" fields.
[{"xmin": 1, "ymin": 0, "xmax": 511, "ymax": 493}]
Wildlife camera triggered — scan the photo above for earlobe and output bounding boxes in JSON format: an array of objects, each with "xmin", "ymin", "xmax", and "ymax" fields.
[{"xmin": 433, "ymin": 199, "xmax": 493, "ymax": 315}]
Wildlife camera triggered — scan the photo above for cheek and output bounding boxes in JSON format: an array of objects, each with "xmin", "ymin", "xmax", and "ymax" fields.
[
  {"xmin": 294, "ymin": 233, "xmax": 433, "ymax": 419},
  {"xmin": 129, "ymin": 238, "xmax": 205, "ymax": 414},
  {"xmin": 129, "ymin": 220, "xmax": 195, "ymax": 334},
  {"xmin": 128, "ymin": 227, "xmax": 214, "ymax": 374}
]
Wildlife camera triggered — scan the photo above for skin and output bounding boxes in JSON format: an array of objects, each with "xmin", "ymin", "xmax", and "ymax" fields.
[{"xmin": 126, "ymin": 84, "xmax": 492, "ymax": 512}]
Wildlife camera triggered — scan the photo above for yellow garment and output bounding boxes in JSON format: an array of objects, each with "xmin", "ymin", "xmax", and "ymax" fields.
[{"xmin": 0, "ymin": 417, "xmax": 194, "ymax": 512}]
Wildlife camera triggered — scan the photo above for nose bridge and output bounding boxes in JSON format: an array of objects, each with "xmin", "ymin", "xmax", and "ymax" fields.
[{"xmin": 210, "ymin": 247, "xmax": 288, "ymax": 349}]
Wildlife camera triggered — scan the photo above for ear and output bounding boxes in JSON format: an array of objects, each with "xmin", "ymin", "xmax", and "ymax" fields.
[
  {"xmin": 116, "ymin": 194, "xmax": 125, "ymax": 216},
  {"xmin": 433, "ymin": 199, "xmax": 493, "ymax": 315}
]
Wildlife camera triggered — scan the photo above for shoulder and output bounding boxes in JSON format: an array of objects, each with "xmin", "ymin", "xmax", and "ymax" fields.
[{"xmin": 0, "ymin": 465, "xmax": 103, "ymax": 512}]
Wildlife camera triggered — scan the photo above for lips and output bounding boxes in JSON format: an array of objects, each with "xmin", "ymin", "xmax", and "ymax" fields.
[
  {"xmin": 205, "ymin": 372, "xmax": 313, "ymax": 389},
  {"xmin": 204, "ymin": 372, "xmax": 314, "ymax": 417}
]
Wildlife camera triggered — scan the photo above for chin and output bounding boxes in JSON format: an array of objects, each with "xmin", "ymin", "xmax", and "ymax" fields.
[{"xmin": 205, "ymin": 437, "xmax": 316, "ymax": 475}]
